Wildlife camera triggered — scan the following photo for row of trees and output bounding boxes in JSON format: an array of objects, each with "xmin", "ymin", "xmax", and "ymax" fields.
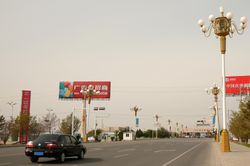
[
  {"xmin": 0, "ymin": 112, "xmax": 81, "ymax": 144},
  {"xmin": 85, "ymin": 127, "xmax": 172, "ymax": 142},
  {"xmin": 136, "ymin": 128, "xmax": 171, "ymax": 138},
  {"xmin": 229, "ymin": 97, "xmax": 250, "ymax": 144}
]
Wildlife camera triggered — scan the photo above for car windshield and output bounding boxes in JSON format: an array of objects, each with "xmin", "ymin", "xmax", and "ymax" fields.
[{"xmin": 34, "ymin": 134, "xmax": 59, "ymax": 143}]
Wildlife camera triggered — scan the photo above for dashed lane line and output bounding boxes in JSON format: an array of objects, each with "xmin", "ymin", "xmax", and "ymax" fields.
[
  {"xmin": 113, "ymin": 154, "xmax": 129, "ymax": 159},
  {"xmin": 0, "ymin": 163, "xmax": 11, "ymax": 166},
  {"xmin": 118, "ymin": 148, "xmax": 136, "ymax": 153},
  {"xmin": 154, "ymin": 149, "xmax": 176, "ymax": 153},
  {"xmin": 161, "ymin": 142, "xmax": 203, "ymax": 166},
  {"xmin": 88, "ymin": 148, "xmax": 103, "ymax": 152},
  {"xmin": 0, "ymin": 153, "xmax": 23, "ymax": 157}
]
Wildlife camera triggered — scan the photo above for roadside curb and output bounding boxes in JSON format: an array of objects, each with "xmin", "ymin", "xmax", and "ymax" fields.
[{"xmin": 0, "ymin": 144, "xmax": 25, "ymax": 148}]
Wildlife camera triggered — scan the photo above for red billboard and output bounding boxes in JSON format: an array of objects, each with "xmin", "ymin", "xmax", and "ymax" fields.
[
  {"xmin": 226, "ymin": 76, "xmax": 250, "ymax": 96},
  {"xmin": 19, "ymin": 90, "xmax": 31, "ymax": 144},
  {"xmin": 20, "ymin": 90, "xmax": 31, "ymax": 114},
  {"xmin": 59, "ymin": 81, "xmax": 111, "ymax": 99}
]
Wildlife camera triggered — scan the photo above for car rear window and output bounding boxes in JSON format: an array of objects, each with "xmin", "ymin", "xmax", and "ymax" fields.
[{"xmin": 34, "ymin": 134, "xmax": 59, "ymax": 142}]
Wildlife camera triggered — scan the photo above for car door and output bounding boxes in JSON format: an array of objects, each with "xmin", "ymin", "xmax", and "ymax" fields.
[
  {"xmin": 70, "ymin": 136, "xmax": 81, "ymax": 155},
  {"xmin": 64, "ymin": 135, "xmax": 74, "ymax": 156}
]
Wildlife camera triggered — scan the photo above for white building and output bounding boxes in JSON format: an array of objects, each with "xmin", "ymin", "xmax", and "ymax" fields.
[{"xmin": 123, "ymin": 131, "xmax": 135, "ymax": 141}]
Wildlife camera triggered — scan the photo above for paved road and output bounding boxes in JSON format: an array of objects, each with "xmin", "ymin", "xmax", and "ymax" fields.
[{"xmin": 0, "ymin": 138, "xmax": 217, "ymax": 166}]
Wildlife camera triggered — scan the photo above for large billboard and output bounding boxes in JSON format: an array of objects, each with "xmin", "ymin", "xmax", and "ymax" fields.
[
  {"xmin": 19, "ymin": 90, "xmax": 31, "ymax": 144},
  {"xmin": 226, "ymin": 76, "xmax": 250, "ymax": 96},
  {"xmin": 59, "ymin": 81, "xmax": 111, "ymax": 99}
]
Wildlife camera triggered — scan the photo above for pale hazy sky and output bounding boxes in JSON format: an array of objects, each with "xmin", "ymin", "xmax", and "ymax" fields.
[{"xmin": 0, "ymin": 0, "xmax": 249, "ymax": 130}]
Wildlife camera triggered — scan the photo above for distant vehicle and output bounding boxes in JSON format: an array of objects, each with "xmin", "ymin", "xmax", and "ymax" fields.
[
  {"xmin": 25, "ymin": 134, "xmax": 86, "ymax": 163},
  {"xmin": 87, "ymin": 136, "xmax": 96, "ymax": 142}
]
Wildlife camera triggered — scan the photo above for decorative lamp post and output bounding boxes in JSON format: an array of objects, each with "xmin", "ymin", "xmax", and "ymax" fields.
[
  {"xmin": 198, "ymin": 7, "xmax": 247, "ymax": 152},
  {"xmin": 176, "ymin": 122, "xmax": 179, "ymax": 135},
  {"xmin": 80, "ymin": 85, "xmax": 99, "ymax": 142},
  {"xmin": 168, "ymin": 119, "xmax": 171, "ymax": 132},
  {"xmin": 130, "ymin": 106, "xmax": 142, "ymax": 134},
  {"xmin": 154, "ymin": 114, "xmax": 159, "ymax": 139},
  {"xmin": 206, "ymin": 84, "xmax": 221, "ymax": 142}
]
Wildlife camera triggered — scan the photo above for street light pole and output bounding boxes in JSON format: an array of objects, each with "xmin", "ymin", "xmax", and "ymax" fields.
[
  {"xmin": 46, "ymin": 109, "xmax": 53, "ymax": 134},
  {"xmin": 7, "ymin": 102, "xmax": 17, "ymax": 118},
  {"xmin": 198, "ymin": 7, "xmax": 247, "ymax": 152}
]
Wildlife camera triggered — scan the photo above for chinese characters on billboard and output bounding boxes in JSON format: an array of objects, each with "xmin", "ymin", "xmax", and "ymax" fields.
[
  {"xmin": 226, "ymin": 76, "xmax": 250, "ymax": 96},
  {"xmin": 59, "ymin": 81, "xmax": 111, "ymax": 99}
]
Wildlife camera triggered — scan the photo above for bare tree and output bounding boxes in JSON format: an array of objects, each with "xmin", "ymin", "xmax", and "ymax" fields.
[
  {"xmin": 41, "ymin": 112, "xmax": 60, "ymax": 134},
  {"xmin": 60, "ymin": 113, "xmax": 80, "ymax": 134}
]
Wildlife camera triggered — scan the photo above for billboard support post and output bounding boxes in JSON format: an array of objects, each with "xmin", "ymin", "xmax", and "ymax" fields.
[{"xmin": 81, "ymin": 97, "xmax": 87, "ymax": 142}]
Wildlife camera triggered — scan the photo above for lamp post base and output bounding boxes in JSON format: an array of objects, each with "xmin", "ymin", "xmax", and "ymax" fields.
[
  {"xmin": 221, "ymin": 129, "xmax": 230, "ymax": 152},
  {"xmin": 82, "ymin": 137, "xmax": 88, "ymax": 143},
  {"xmin": 216, "ymin": 133, "xmax": 220, "ymax": 142}
]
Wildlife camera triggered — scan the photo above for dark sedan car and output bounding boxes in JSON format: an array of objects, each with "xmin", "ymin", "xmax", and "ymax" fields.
[{"xmin": 25, "ymin": 134, "xmax": 86, "ymax": 163}]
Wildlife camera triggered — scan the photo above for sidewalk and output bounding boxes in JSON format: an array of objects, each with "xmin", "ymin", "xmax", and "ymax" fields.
[{"xmin": 214, "ymin": 141, "xmax": 250, "ymax": 166}]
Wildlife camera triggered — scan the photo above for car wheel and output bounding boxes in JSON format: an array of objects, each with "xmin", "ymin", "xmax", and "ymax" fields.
[
  {"xmin": 57, "ymin": 152, "xmax": 65, "ymax": 163},
  {"xmin": 78, "ymin": 150, "xmax": 85, "ymax": 159},
  {"xmin": 30, "ymin": 156, "xmax": 39, "ymax": 162}
]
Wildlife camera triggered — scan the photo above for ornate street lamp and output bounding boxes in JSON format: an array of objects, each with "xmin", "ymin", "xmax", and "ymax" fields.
[
  {"xmin": 130, "ymin": 105, "xmax": 141, "ymax": 117},
  {"xmin": 80, "ymin": 85, "xmax": 99, "ymax": 142},
  {"xmin": 198, "ymin": 7, "xmax": 247, "ymax": 152},
  {"xmin": 206, "ymin": 84, "xmax": 221, "ymax": 142},
  {"xmin": 130, "ymin": 106, "xmax": 142, "ymax": 133},
  {"xmin": 154, "ymin": 114, "xmax": 159, "ymax": 139}
]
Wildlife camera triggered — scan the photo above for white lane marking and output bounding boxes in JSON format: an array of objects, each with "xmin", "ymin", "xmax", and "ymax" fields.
[
  {"xmin": 154, "ymin": 149, "xmax": 176, "ymax": 153},
  {"xmin": 118, "ymin": 148, "xmax": 136, "ymax": 152},
  {"xmin": 161, "ymin": 142, "xmax": 203, "ymax": 166},
  {"xmin": 113, "ymin": 154, "xmax": 129, "ymax": 159},
  {"xmin": 88, "ymin": 148, "xmax": 103, "ymax": 152},
  {"xmin": 0, "ymin": 163, "xmax": 10, "ymax": 166}
]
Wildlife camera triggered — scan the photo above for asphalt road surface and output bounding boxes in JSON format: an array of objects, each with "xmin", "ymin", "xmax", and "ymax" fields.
[{"xmin": 0, "ymin": 138, "xmax": 217, "ymax": 166}]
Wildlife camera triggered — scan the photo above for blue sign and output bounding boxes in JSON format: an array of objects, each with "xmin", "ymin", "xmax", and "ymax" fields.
[
  {"xmin": 212, "ymin": 116, "xmax": 215, "ymax": 125},
  {"xmin": 136, "ymin": 118, "xmax": 139, "ymax": 127}
]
